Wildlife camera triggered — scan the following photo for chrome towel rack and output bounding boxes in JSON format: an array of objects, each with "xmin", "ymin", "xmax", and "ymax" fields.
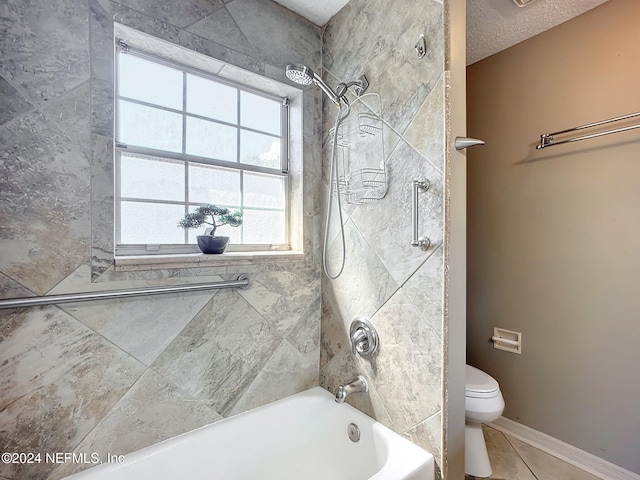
[
  {"xmin": 0, "ymin": 274, "xmax": 251, "ymax": 310},
  {"xmin": 536, "ymin": 111, "xmax": 640, "ymax": 149}
]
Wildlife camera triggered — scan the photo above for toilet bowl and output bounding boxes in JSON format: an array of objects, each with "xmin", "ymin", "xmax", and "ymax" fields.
[{"xmin": 465, "ymin": 364, "xmax": 505, "ymax": 478}]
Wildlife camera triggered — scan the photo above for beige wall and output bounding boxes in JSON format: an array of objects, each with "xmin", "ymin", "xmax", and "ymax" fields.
[{"xmin": 467, "ymin": 0, "xmax": 640, "ymax": 473}]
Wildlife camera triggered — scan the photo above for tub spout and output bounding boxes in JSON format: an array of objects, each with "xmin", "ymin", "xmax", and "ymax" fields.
[{"xmin": 335, "ymin": 375, "xmax": 368, "ymax": 404}]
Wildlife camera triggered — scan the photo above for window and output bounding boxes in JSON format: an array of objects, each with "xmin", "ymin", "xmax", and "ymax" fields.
[{"xmin": 114, "ymin": 41, "xmax": 290, "ymax": 255}]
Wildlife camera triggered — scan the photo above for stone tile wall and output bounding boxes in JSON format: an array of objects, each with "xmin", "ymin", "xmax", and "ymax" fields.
[
  {"xmin": 319, "ymin": 0, "xmax": 446, "ymax": 472},
  {"xmin": 1, "ymin": 0, "xmax": 451, "ymax": 478},
  {"xmin": 0, "ymin": 1, "xmax": 322, "ymax": 479}
]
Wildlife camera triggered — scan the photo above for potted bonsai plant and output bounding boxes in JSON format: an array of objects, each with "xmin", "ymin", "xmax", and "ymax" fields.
[{"xmin": 178, "ymin": 204, "xmax": 243, "ymax": 254}]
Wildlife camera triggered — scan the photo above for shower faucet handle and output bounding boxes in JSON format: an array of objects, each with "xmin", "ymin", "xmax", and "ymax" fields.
[{"xmin": 349, "ymin": 318, "xmax": 379, "ymax": 357}]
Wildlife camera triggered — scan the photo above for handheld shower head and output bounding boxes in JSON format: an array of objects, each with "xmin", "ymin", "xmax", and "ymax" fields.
[
  {"xmin": 285, "ymin": 64, "xmax": 314, "ymax": 86},
  {"xmin": 285, "ymin": 63, "xmax": 341, "ymax": 107}
]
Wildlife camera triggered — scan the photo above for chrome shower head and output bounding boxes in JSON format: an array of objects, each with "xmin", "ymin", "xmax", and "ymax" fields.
[
  {"xmin": 285, "ymin": 64, "xmax": 314, "ymax": 86},
  {"xmin": 285, "ymin": 63, "xmax": 341, "ymax": 107}
]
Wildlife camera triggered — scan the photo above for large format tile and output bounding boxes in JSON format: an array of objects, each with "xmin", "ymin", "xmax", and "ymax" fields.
[
  {"xmin": 350, "ymin": 140, "xmax": 443, "ymax": 287},
  {"xmin": 186, "ymin": 6, "xmax": 253, "ymax": 53},
  {"xmin": 237, "ymin": 269, "xmax": 320, "ymax": 337},
  {"xmin": 60, "ymin": 290, "xmax": 217, "ymax": 366},
  {"xmin": 319, "ymin": 345, "xmax": 367, "ymax": 406},
  {"xmin": 404, "ymin": 411, "xmax": 442, "ymax": 465},
  {"xmin": 226, "ymin": 0, "xmax": 321, "ymax": 69},
  {"xmin": 0, "ymin": 306, "xmax": 145, "ymax": 480},
  {"xmin": 0, "ymin": 111, "xmax": 90, "ymax": 295},
  {"xmin": 319, "ymin": 286, "xmax": 346, "ymax": 370},
  {"xmin": 2, "ymin": 4, "xmax": 327, "ymax": 480},
  {"xmin": 508, "ymin": 435, "xmax": 602, "ymax": 480},
  {"xmin": 89, "ymin": 133, "xmax": 115, "ymax": 281},
  {"xmin": 111, "ymin": 0, "xmax": 222, "ymax": 29},
  {"xmin": 359, "ymin": 288, "xmax": 442, "ymax": 433},
  {"xmin": 50, "ymin": 369, "xmax": 221, "ymax": 479},
  {"xmin": 403, "ymin": 75, "xmax": 446, "ymax": 172},
  {"xmin": 95, "ymin": 0, "xmax": 183, "ymax": 51},
  {"xmin": 227, "ymin": 339, "xmax": 318, "ymax": 416},
  {"xmin": 402, "ymin": 246, "xmax": 444, "ymax": 338},
  {"xmin": 482, "ymin": 426, "xmax": 537, "ymax": 480},
  {"xmin": 40, "ymin": 81, "xmax": 91, "ymax": 154},
  {"xmin": 302, "ymin": 89, "xmax": 323, "ymax": 218},
  {"xmin": 89, "ymin": 0, "xmax": 114, "ymax": 85},
  {"xmin": 0, "ymin": 76, "xmax": 33, "ymax": 126},
  {"xmin": 151, "ymin": 290, "xmax": 282, "ymax": 416},
  {"xmin": 355, "ymin": 0, "xmax": 443, "ymax": 136},
  {"xmin": 322, "ymin": 0, "xmax": 387, "ymax": 80},
  {"xmin": 219, "ymin": 292, "xmax": 320, "ymax": 416},
  {"xmin": 0, "ymin": 0, "xmax": 90, "ymax": 106},
  {"xmin": 475, "ymin": 426, "xmax": 609, "ymax": 480},
  {"xmin": 320, "ymin": 0, "xmax": 447, "ymax": 471},
  {"xmin": 286, "ymin": 292, "xmax": 321, "ymax": 355},
  {"xmin": 319, "ymin": 344, "xmax": 395, "ymax": 429},
  {"xmin": 325, "ymin": 218, "xmax": 399, "ymax": 322},
  {"xmin": 0, "ymin": 272, "xmax": 34, "ymax": 300}
]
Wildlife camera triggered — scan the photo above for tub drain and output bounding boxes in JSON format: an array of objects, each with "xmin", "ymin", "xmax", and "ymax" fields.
[{"xmin": 347, "ymin": 423, "xmax": 360, "ymax": 442}]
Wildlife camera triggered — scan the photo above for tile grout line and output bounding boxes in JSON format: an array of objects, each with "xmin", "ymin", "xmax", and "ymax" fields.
[{"xmin": 498, "ymin": 426, "xmax": 540, "ymax": 480}]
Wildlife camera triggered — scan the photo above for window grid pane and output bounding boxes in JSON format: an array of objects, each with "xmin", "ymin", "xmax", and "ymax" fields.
[
  {"xmin": 116, "ymin": 49, "xmax": 288, "ymax": 249},
  {"xmin": 240, "ymin": 90, "xmax": 281, "ymax": 136},
  {"xmin": 186, "ymin": 117, "xmax": 237, "ymax": 161},
  {"xmin": 189, "ymin": 164, "xmax": 241, "ymax": 205},
  {"xmin": 243, "ymin": 171, "xmax": 285, "ymax": 209},
  {"xmin": 187, "ymin": 74, "xmax": 238, "ymax": 124},
  {"xmin": 120, "ymin": 201, "xmax": 186, "ymax": 244},
  {"xmin": 118, "ymin": 100, "xmax": 183, "ymax": 152},
  {"xmin": 121, "ymin": 155, "xmax": 185, "ymax": 202},
  {"xmin": 239, "ymin": 130, "xmax": 281, "ymax": 169},
  {"xmin": 118, "ymin": 54, "xmax": 183, "ymax": 110},
  {"xmin": 242, "ymin": 209, "xmax": 286, "ymax": 244},
  {"xmin": 116, "ymin": 156, "xmax": 287, "ymax": 247}
]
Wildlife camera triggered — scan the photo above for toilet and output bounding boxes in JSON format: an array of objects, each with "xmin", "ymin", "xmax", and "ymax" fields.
[{"xmin": 465, "ymin": 364, "xmax": 505, "ymax": 478}]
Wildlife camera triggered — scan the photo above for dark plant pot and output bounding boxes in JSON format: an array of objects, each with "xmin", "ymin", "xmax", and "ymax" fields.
[{"xmin": 197, "ymin": 235, "xmax": 229, "ymax": 254}]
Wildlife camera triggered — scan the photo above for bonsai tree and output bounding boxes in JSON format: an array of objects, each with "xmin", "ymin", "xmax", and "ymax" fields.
[{"xmin": 178, "ymin": 204, "xmax": 242, "ymax": 237}]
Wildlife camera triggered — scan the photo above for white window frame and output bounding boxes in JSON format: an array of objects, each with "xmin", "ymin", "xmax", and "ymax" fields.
[{"xmin": 114, "ymin": 40, "xmax": 291, "ymax": 256}]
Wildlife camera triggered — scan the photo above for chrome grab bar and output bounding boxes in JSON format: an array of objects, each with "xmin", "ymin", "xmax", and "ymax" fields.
[
  {"xmin": 0, "ymin": 274, "xmax": 251, "ymax": 310},
  {"xmin": 411, "ymin": 179, "xmax": 431, "ymax": 251}
]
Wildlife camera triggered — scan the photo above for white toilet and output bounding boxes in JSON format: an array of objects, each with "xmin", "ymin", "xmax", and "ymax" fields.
[{"xmin": 465, "ymin": 364, "xmax": 505, "ymax": 478}]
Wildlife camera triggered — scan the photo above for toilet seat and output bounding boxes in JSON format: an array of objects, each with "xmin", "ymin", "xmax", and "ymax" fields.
[{"xmin": 465, "ymin": 365, "xmax": 499, "ymax": 398}]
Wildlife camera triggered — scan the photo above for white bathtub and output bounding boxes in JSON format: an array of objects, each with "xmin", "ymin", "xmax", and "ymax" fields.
[{"xmin": 65, "ymin": 386, "xmax": 434, "ymax": 480}]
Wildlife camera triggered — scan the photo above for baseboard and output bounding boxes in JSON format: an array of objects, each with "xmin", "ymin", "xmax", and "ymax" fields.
[{"xmin": 488, "ymin": 417, "xmax": 640, "ymax": 480}]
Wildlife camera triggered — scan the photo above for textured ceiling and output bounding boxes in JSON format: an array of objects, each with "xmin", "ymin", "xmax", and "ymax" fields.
[
  {"xmin": 273, "ymin": 0, "xmax": 610, "ymax": 66},
  {"xmin": 272, "ymin": 0, "xmax": 349, "ymax": 26},
  {"xmin": 466, "ymin": 0, "xmax": 609, "ymax": 64}
]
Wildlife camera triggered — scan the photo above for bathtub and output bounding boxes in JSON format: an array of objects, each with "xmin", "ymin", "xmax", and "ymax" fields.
[{"xmin": 65, "ymin": 386, "xmax": 434, "ymax": 480}]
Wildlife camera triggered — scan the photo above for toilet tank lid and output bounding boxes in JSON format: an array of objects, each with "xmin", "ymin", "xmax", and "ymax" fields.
[{"xmin": 466, "ymin": 364, "xmax": 499, "ymax": 394}]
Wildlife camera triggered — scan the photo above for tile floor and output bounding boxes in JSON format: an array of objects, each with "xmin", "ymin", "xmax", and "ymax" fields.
[{"xmin": 465, "ymin": 425, "xmax": 602, "ymax": 480}]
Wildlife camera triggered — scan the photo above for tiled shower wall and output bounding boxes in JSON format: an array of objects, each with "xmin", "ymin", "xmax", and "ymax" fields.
[
  {"xmin": 0, "ymin": 1, "xmax": 322, "ymax": 479},
  {"xmin": 319, "ymin": 0, "xmax": 446, "ymax": 471}
]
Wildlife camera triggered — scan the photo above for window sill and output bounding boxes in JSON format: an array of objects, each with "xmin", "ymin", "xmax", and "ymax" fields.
[{"xmin": 114, "ymin": 250, "xmax": 306, "ymax": 272}]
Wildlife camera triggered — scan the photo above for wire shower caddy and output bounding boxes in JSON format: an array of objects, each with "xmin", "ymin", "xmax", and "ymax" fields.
[{"xmin": 328, "ymin": 93, "xmax": 388, "ymax": 205}]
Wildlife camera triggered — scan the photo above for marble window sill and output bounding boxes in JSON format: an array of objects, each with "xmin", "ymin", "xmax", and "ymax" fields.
[{"xmin": 114, "ymin": 251, "xmax": 306, "ymax": 271}]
